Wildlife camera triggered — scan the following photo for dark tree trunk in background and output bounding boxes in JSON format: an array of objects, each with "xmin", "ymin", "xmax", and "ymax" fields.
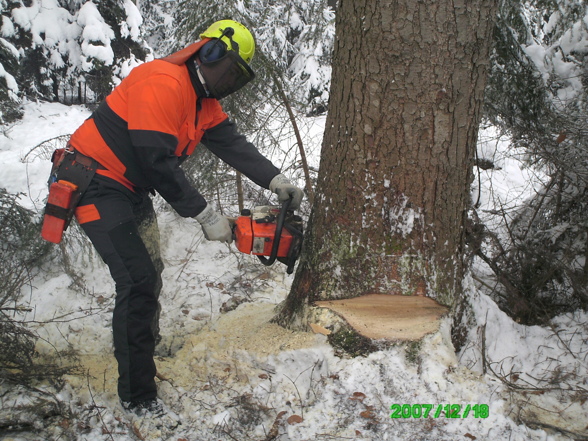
[{"xmin": 275, "ymin": 0, "xmax": 498, "ymax": 338}]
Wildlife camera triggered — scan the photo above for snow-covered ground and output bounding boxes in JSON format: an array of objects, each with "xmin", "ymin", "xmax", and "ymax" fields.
[{"xmin": 0, "ymin": 101, "xmax": 586, "ymax": 440}]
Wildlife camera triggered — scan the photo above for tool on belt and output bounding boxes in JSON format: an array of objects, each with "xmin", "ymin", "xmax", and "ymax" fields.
[
  {"xmin": 41, "ymin": 147, "xmax": 99, "ymax": 243},
  {"xmin": 232, "ymin": 198, "xmax": 304, "ymax": 274}
]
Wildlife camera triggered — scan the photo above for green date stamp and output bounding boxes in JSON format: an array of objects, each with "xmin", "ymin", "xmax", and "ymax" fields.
[{"xmin": 390, "ymin": 404, "xmax": 489, "ymax": 419}]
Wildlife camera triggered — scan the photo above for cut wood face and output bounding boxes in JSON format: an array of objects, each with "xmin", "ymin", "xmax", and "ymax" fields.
[{"xmin": 315, "ymin": 294, "xmax": 449, "ymax": 341}]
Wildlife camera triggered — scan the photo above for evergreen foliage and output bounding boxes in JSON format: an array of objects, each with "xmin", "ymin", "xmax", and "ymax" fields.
[
  {"xmin": 155, "ymin": 0, "xmax": 335, "ymax": 116},
  {"xmin": 0, "ymin": 189, "xmax": 53, "ymax": 381},
  {"xmin": 479, "ymin": 0, "xmax": 588, "ymax": 323},
  {"xmin": 138, "ymin": 0, "xmax": 177, "ymax": 57},
  {"xmin": 0, "ymin": 0, "xmax": 151, "ymax": 115}
]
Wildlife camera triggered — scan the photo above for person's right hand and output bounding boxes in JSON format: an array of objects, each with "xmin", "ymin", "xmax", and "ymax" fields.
[
  {"xmin": 195, "ymin": 205, "xmax": 233, "ymax": 244},
  {"xmin": 269, "ymin": 174, "xmax": 304, "ymax": 209}
]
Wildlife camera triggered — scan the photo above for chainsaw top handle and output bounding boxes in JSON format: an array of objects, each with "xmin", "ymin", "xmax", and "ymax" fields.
[{"xmin": 257, "ymin": 197, "xmax": 292, "ymax": 268}]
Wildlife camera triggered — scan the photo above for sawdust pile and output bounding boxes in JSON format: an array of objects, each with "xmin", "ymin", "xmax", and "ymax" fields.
[{"xmin": 73, "ymin": 302, "xmax": 320, "ymax": 396}]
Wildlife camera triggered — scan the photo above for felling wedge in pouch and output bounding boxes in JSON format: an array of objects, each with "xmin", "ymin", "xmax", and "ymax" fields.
[
  {"xmin": 232, "ymin": 198, "xmax": 304, "ymax": 274},
  {"xmin": 41, "ymin": 147, "xmax": 99, "ymax": 243}
]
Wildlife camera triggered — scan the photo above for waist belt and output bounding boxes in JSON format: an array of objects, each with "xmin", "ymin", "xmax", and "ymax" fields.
[{"xmin": 70, "ymin": 149, "xmax": 106, "ymax": 170}]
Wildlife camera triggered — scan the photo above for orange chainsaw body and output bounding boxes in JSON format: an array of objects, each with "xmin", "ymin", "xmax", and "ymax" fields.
[{"xmin": 234, "ymin": 206, "xmax": 294, "ymax": 257}]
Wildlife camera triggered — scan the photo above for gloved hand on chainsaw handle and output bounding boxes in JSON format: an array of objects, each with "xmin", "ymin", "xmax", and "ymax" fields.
[
  {"xmin": 195, "ymin": 205, "xmax": 233, "ymax": 244},
  {"xmin": 269, "ymin": 174, "xmax": 304, "ymax": 210}
]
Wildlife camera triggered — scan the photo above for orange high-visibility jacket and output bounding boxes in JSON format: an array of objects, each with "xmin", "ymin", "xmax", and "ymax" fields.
[{"xmin": 69, "ymin": 40, "xmax": 279, "ymax": 217}]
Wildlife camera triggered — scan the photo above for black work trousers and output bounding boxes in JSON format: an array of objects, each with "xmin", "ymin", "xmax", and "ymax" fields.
[{"xmin": 75, "ymin": 175, "xmax": 163, "ymax": 402}]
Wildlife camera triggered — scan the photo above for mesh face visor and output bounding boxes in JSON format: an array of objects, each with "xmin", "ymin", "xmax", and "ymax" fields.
[{"xmin": 198, "ymin": 51, "xmax": 255, "ymax": 99}]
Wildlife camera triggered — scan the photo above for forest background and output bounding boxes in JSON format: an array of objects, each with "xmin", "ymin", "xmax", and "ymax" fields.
[{"xmin": 1, "ymin": 0, "xmax": 587, "ymax": 440}]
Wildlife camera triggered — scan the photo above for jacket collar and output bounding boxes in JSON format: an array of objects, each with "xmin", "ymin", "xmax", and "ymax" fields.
[
  {"xmin": 161, "ymin": 39, "xmax": 211, "ymax": 98},
  {"xmin": 160, "ymin": 39, "xmax": 210, "ymax": 65}
]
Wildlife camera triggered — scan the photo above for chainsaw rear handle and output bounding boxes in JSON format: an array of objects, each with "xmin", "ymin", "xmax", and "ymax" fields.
[{"xmin": 257, "ymin": 197, "xmax": 292, "ymax": 268}]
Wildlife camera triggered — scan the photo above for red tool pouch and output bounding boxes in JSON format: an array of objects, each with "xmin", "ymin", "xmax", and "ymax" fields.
[
  {"xmin": 41, "ymin": 180, "xmax": 79, "ymax": 243},
  {"xmin": 41, "ymin": 147, "xmax": 99, "ymax": 243}
]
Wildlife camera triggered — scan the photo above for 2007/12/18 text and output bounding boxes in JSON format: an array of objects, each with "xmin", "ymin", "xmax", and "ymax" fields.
[{"xmin": 390, "ymin": 404, "xmax": 489, "ymax": 419}]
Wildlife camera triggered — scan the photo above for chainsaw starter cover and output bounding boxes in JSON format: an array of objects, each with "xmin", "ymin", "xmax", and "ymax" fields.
[{"xmin": 234, "ymin": 213, "xmax": 294, "ymax": 257}]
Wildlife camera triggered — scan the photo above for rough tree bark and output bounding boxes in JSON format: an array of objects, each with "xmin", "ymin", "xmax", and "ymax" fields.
[{"xmin": 275, "ymin": 0, "xmax": 498, "ymax": 342}]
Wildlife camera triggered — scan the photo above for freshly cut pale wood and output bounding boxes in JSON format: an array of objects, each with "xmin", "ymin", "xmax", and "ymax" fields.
[
  {"xmin": 315, "ymin": 294, "xmax": 448, "ymax": 341},
  {"xmin": 309, "ymin": 323, "xmax": 332, "ymax": 336}
]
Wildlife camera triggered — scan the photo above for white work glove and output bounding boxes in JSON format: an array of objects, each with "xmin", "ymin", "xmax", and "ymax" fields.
[
  {"xmin": 269, "ymin": 174, "xmax": 304, "ymax": 210},
  {"xmin": 195, "ymin": 205, "xmax": 233, "ymax": 244}
]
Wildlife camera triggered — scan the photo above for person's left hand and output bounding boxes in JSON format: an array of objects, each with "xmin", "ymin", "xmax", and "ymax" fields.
[{"xmin": 269, "ymin": 174, "xmax": 304, "ymax": 209}]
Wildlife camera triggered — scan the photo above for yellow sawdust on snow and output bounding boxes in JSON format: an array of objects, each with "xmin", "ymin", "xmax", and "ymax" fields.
[
  {"xmin": 67, "ymin": 303, "xmax": 319, "ymax": 396},
  {"xmin": 157, "ymin": 302, "xmax": 319, "ymax": 388}
]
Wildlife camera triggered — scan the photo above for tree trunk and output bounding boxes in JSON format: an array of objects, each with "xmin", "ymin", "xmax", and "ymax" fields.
[{"xmin": 275, "ymin": 0, "xmax": 497, "ymax": 332}]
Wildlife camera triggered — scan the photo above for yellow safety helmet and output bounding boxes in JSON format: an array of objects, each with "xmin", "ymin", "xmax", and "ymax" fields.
[{"xmin": 200, "ymin": 20, "xmax": 255, "ymax": 64}]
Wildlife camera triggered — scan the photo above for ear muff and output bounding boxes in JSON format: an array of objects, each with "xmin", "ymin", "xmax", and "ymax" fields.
[{"xmin": 199, "ymin": 40, "xmax": 228, "ymax": 63}]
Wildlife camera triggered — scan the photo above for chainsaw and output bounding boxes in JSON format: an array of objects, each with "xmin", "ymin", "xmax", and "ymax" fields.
[{"xmin": 232, "ymin": 198, "xmax": 303, "ymax": 274}]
